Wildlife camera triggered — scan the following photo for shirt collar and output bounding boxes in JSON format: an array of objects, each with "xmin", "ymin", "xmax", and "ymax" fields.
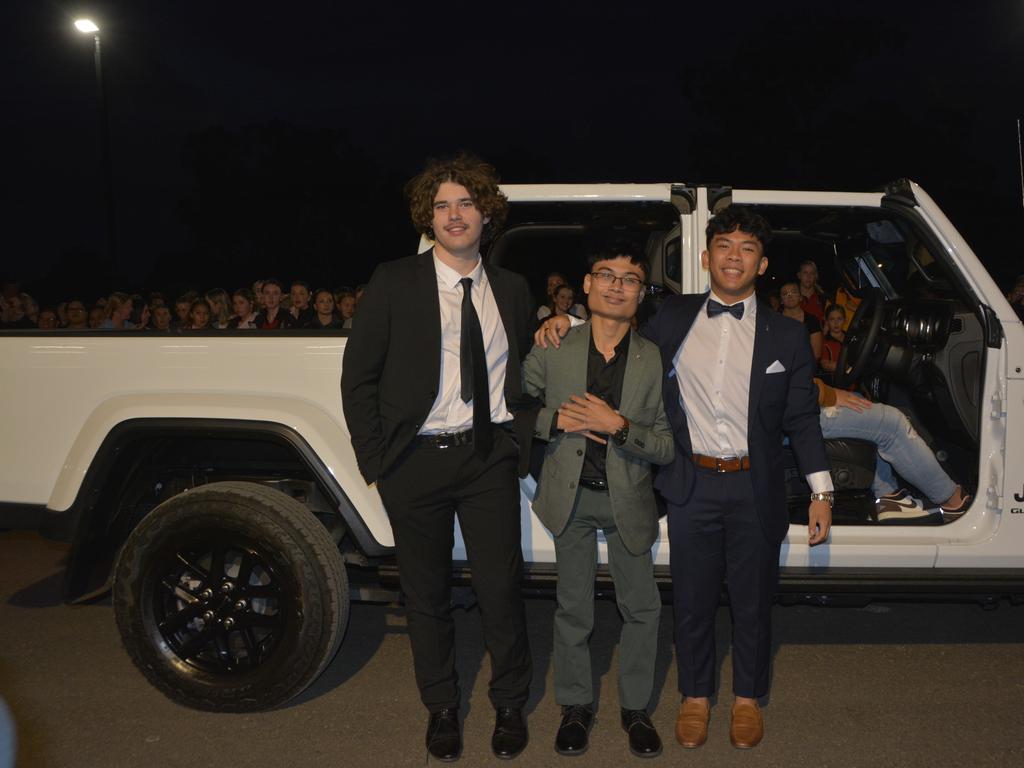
[
  {"xmin": 588, "ymin": 326, "xmax": 631, "ymax": 360},
  {"xmin": 433, "ymin": 252, "xmax": 485, "ymax": 291}
]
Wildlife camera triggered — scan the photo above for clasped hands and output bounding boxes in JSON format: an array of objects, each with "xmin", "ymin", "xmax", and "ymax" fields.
[{"xmin": 558, "ymin": 393, "xmax": 625, "ymax": 445}]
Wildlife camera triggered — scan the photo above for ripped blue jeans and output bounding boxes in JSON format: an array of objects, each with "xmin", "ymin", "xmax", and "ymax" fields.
[{"xmin": 819, "ymin": 402, "xmax": 956, "ymax": 504}]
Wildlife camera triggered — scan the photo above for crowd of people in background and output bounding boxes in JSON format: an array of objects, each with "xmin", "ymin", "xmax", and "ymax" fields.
[
  {"xmin": 0, "ymin": 269, "xmax": 593, "ymax": 336},
  {"xmin": 3, "ymin": 266, "xmax": 1023, "ymax": 344},
  {"xmin": 0, "ymin": 278, "xmax": 367, "ymax": 333}
]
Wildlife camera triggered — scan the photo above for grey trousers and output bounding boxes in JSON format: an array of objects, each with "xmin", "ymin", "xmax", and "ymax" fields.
[{"xmin": 553, "ymin": 487, "xmax": 661, "ymax": 710}]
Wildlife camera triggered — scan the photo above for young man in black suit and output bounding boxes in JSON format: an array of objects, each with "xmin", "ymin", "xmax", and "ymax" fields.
[
  {"xmin": 537, "ymin": 206, "xmax": 832, "ymax": 750},
  {"xmin": 341, "ymin": 155, "xmax": 536, "ymax": 762}
]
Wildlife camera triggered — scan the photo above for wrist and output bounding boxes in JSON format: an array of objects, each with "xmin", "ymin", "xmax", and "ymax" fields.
[{"xmin": 611, "ymin": 416, "xmax": 629, "ymax": 446}]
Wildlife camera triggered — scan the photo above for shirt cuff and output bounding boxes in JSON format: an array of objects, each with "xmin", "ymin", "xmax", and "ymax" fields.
[
  {"xmin": 806, "ymin": 470, "xmax": 834, "ymax": 494},
  {"xmin": 568, "ymin": 315, "xmax": 585, "ymax": 327}
]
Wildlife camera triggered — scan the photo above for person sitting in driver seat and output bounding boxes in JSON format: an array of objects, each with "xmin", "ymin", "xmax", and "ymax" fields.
[{"xmin": 814, "ymin": 378, "xmax": 971, "ymax": 522}]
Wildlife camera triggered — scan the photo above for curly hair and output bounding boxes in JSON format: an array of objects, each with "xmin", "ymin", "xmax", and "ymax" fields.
[{"xmin": 405, "ymin": 153, "xmax": 509, "ymax": 242}]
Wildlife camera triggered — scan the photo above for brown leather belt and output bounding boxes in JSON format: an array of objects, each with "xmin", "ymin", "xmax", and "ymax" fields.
[{"xmin": 692, "ymin": 454, "xmax": 751, "ymax": 473}]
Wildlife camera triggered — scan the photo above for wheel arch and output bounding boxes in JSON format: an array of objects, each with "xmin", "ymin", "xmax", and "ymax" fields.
[{"xmin": 50, "ymin": 418, "xmax": 393, "ymax": 602}]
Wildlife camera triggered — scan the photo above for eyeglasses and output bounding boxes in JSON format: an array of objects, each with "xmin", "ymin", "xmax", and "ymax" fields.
[{"xmin": 590, "ymin": 271, "xmax": 645, "ymax": 290}]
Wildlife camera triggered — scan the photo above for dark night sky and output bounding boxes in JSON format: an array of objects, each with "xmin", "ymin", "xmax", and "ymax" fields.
[{"xmin": 5, "ymin": 0, "xmax": 1024, "ymax": 301}]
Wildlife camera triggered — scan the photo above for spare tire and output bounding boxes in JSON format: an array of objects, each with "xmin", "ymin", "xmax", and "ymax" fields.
[{"xmin": 113, "ymin": 480, "xmax": 348, "ymax": 712}]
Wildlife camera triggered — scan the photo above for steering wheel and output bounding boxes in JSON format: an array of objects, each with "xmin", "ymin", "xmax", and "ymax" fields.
[{"xmin": 834, "ymin": 287, "xmax": 885, "ymax": 388}]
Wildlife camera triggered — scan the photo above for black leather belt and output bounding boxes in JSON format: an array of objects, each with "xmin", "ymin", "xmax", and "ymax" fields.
[
  {"xmin": 414, "ymin": 423, "xmax": 516, "ymax": 450},
  {"xmin": 579, "ymin": 478, "xmax": 609, "ymax": 492},
  {"xmin": 414, "ymin": 429, "xmax": 474, "ymax": 449}
]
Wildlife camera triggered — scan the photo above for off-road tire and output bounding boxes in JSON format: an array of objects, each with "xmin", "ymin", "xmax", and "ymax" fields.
[{"xmin": 113, "ymin": 481, "xmax": 348, "ymax": 712}]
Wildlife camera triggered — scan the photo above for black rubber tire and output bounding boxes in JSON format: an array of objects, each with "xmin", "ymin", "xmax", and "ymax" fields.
[{"xmin": 113, "ymin": 481, "xmax": 348, "ymax": 712}]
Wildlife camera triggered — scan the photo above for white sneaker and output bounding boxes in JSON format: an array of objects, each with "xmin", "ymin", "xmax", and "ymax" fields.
[{"xmin": 876, "ymin": 490, "xmax": 934, "ymax": 521}]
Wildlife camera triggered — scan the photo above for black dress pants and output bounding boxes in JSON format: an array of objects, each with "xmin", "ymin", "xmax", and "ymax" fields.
[
  {"xmin": 668, "ymin": 468, "xmax": 780, "ymax": 699},
  {"xmin": 379, "ymin": 428, "xmax": 532, "ymax": 712}
]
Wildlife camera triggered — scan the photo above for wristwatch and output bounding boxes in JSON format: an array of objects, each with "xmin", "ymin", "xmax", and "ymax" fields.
[
  {"xmin": 810, "ymin": 491, "xmax": 835, "ymax": 507},
  {"xmin": 611, "ymin": 416, "xmax": 630, "ymax": 447}
]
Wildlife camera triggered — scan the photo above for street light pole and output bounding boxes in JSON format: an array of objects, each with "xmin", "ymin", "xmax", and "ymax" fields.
[{"xmin": 74, "ymin": 19, "xmax": 116, "ymax": 268}]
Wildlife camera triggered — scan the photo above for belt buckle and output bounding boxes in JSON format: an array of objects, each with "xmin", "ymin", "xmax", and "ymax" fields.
[
  {"xmin": 436, "ymin": 433, "xmax": 454, "ymax": 449},
  {"xmin": 717, "ymin": 456, "xmax": 736, "ymax": 473}
]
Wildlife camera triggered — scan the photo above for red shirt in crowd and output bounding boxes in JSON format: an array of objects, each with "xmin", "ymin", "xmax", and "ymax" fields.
[{"xmin": 800, "ymin": 291, "xmax": 825, "ymax": 325}]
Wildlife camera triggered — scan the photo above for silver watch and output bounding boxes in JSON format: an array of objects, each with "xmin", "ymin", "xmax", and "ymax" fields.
[{"xmin": 810, "ymin": 491, "xmax": 835, "ymax": 507}]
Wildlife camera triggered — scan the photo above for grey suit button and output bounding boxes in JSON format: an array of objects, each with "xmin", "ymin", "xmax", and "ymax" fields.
[
  {"xmin": 569, "ymin": 481, "xmax": 576, "ymax": 489},
  {"xmin": 576, "ymin": 449, "xmax": 583, "ymax": 456}
]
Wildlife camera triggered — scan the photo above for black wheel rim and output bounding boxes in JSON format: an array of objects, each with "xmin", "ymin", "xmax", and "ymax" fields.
[{"xmin": 149, "ymin": 536, "xmax": 293, "ymax": 676}]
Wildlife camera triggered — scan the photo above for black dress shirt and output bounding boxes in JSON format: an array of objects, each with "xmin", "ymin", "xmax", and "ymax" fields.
[{"xmin": 579, "ymin": 331, "xmax": 630, "ymax": 484}]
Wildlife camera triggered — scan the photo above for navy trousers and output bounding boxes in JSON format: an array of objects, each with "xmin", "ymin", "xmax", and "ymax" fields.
[{"xmin": 668, "ymin": 468, "xmax": 780, "ymax": 699}]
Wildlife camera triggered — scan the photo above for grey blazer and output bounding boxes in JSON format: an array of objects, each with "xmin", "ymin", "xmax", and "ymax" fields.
[{"xmin": 523, "ymin": 323, "xmax": 675, "ymax": 555}]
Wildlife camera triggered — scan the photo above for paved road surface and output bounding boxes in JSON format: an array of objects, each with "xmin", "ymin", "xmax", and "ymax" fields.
[{"xmin": 2, "ymin": 531, "xmax": 1023, "ymax": 767}]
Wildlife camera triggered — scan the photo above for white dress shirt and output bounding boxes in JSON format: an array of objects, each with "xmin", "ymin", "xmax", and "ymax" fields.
[
  {"xmin": 673, "ymin": 290, "xmax": 832, "ymax": 493},
  {"xmin": 420, "ymin": 254, "xmax": 513, "ymax": 434}
]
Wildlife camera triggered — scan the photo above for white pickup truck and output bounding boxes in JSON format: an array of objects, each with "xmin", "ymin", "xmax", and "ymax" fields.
[{"xmin": 1, "ymin": 180, "xmax": 1021, "ymax": 713}]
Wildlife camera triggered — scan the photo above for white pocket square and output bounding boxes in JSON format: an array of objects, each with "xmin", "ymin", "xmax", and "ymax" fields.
[{"xmin": 766, "ymin": 360, "xmax": 786, "ymax": 374}]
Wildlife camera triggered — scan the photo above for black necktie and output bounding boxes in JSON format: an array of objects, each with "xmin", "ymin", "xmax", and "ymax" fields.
[
  {"xmin": 706, "ymin": 299, "xmax": 744, "ymax": 320},
  {"xmin": 459, "ymin": 277, "xmax": 492, "ymax": 457}
]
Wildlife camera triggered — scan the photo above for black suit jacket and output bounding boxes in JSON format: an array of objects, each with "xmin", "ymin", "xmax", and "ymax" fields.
[
  {"xmin": 341, "ymin": 249, "xmax": 539, "ymax": 484},
  {"xmin": 642, "ymin": 293, "xmax": 828, "ymax": 543}
]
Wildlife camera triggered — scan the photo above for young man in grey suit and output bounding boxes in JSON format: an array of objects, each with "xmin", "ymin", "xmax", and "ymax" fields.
[{"xmin": 523, "ymin": 245, "xmax": 674, "ymax": 758}]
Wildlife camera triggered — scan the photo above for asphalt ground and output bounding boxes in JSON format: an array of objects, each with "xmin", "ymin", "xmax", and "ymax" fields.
[{"xmin": 2, "ymin": 530, "xmax": 1023, "ymax": 768}]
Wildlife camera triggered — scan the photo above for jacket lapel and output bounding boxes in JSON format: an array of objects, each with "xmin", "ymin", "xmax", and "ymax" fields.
[
  {"xmin": 662, "ymin": 295, "xmax": 703, "ymax": 370},
  {"xmin": 483, "ymin": 261, "xmax": 522, "ymax": 395},
  {"xmin": 661, "ymin": 295, "xmax": 704, "ymax": 454},
  {"xmin": 563, "ymin": 322, "xmax": 590, "ymax": 399},
  {"xmin": 416, "ymin": 249, "xmax": 443, "ymax": 385},
  {"xmin": 747, "ymin": 299, "xmax": 774, "ymax": 437},
  {"xmin": 619, "ymin": 328, "xmax": 645, "ymax": 416}
]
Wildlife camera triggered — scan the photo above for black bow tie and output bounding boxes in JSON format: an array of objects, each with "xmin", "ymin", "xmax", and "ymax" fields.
[{"xmin": 706, "ymin": 299, "xmax": 744, "ymax": 320}]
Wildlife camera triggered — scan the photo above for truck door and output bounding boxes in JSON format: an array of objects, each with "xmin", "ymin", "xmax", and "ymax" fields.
[{"xmin": 711, "ymin": 186, "xmax": 946, "ymax": 569}]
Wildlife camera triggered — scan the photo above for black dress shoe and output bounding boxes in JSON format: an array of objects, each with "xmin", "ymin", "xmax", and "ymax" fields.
[
  {"xmin": 621, "ymin": 709, "xmax": 662, "ymax": 758},
  {"xmin": 492, "ymin": 706, "xmax": 528, "ymax": 759},
  {"xmin": 425, "ymin": 708, "xmax": 461, "ymax": 762},
  {"xmin": 555, "ymin": 704, "xmax": 594, "ymax": 755}
]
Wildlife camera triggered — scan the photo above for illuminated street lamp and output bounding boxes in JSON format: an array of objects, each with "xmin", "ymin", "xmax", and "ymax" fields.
[{"xmin": 74, "ymin": 18, "xmax": 116, "ymax": 265}]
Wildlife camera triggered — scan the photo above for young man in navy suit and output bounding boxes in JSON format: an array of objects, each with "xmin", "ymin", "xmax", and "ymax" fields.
[
  {"xmin": 645, "ymin": 206, "xmax": 832, "ymax": 749},
  {"xmin": 538, "ymin": 206, "xmax": 832, "ymax": 749}
]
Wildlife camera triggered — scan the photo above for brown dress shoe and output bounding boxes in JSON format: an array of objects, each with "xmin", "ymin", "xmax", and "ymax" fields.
[
  {"xmin": 729, "ymin": 700, "xmax": 764, "ymax": 749},
  {"xmin": 674, "ymin": 699, "xmax": 710, "ymax": 748}
]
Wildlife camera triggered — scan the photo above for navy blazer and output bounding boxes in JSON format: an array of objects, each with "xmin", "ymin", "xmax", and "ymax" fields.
[
  {"xmin": 341, "ymin": 249, "xmax": 539, "ymax": 484},
  {"xmin": 642, "ymin": 293, "xmax": 828, "ymax": 543}
]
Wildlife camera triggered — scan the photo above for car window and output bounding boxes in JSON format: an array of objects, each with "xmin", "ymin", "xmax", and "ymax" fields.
[{"xmin": 487, "ymin": 202, "xmax": 682, "ymax": 301}]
